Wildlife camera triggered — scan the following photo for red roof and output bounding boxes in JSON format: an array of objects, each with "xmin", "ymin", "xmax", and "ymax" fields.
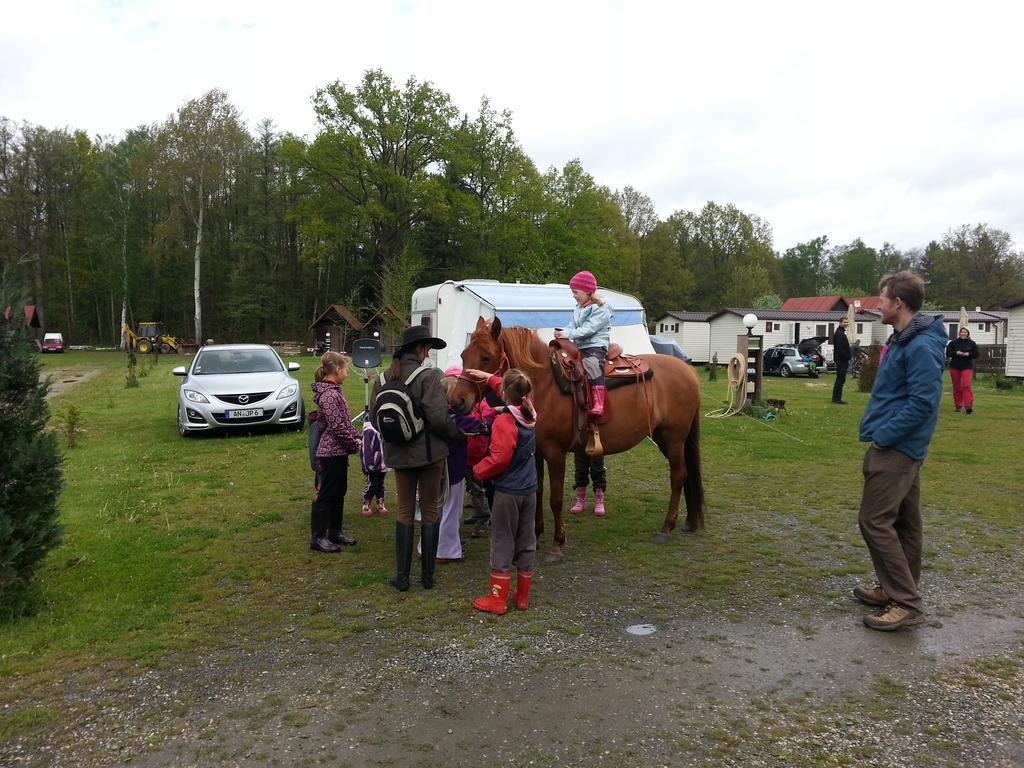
[
  {"xmin": 779, "ymin": 296, "xmax": 847, "ymax": 312},
  {"xmin": 849, "ymin": 296, "xmax": 882, "ymax": 310}
]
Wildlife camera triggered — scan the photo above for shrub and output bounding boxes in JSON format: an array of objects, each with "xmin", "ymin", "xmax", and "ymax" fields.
[
  {"xmin": 126, "ymin": 349, "xmax": 139, "ymax": 388},
  {"xmin": 60, "ymin": 404, "xmax": 84, "ymax": 448},
  {"xmin": 859, "ymin": 347, "xmax": 881, "ymax": 392},
  {"xmin": 0, "ymin": 325, "xmax": 63, "ymax": 620}
]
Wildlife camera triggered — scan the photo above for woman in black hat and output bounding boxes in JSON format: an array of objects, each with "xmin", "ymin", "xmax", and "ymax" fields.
[{"xmin": 370, "ymin": 325, "xmax": 467, "ymax": 591}]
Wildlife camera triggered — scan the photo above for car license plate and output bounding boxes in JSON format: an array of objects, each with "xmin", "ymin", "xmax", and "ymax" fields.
[{"xmin": 226, "ymin": 408, "xmax": 263, "ymax": 419}]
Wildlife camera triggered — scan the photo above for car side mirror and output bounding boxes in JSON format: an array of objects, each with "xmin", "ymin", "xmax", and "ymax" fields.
[
  {"xmin": 172, "ymin": 366, "xmax": 187, "ymax": 376},
  {"xmin": 288, "ymin": 362, "xmax": 300, "ymax": 371}
]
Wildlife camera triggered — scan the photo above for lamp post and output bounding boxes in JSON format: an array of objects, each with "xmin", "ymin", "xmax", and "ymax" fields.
[{"xmin": 738, "ymin": 313, "xmax": 763, "ymax": 404}]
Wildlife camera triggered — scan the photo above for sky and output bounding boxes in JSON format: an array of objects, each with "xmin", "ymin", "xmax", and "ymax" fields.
[{"xmin": 3, "ymin": 0, "xmax": 1023, "ymax": 253}]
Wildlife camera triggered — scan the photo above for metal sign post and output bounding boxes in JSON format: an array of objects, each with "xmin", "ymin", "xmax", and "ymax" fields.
[{"xmin": 351, "ymin": 336, "xmax": 383, "ymax": 425}]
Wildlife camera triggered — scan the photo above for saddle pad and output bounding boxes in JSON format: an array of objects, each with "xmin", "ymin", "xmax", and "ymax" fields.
[{"xmin": 605, "ymin": 366, "xmax": 654, "ymax": 390}]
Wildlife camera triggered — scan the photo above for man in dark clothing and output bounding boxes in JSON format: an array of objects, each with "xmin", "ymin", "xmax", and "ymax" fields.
[
  {"xmin": 831, "ymin": 318, "xmax": 852, "ymax": 404},
  {"xmin": 854, "ymin": 271, "xmax": 945, "ymax": 631}
]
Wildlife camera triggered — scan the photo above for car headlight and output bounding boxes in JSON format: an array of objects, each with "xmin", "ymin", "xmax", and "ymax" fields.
[
  {"xmin": 184, "ymin": 389, "xmax": 210, "ymax": 404},
  {"xmin": 276, "ymin": 384, "xmax": 298, "ymax": 400}
]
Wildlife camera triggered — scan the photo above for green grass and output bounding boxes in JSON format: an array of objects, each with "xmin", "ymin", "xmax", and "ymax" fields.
[
  {"xmin": 3, "ymin": 353, "xmax": 1024, "ymax": 762},
  {"xmin": 7, "ymin": 353, "xmax": 1024, "ymax": 678}
]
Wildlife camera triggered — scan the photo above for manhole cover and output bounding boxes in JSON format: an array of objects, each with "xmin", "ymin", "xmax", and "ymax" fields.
[{"xmin": 625, "ymin": 623, "xmax": 657, "ymax": 636}]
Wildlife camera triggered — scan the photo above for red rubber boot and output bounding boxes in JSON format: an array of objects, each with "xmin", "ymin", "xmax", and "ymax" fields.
[
  {"xmin": 473, "ymin": 572, "xmax": 511, "ymax": 615},
  {"xmin": 594, "ymin": 488, "xmax": 606, "ymax": 517},
  {"xmin": 588, "ymin": 385, "xmax": 606, "ymax": 417},
  {"xmin": 512, "ymin": 570, "xmax": 532, "ymax": 611}
]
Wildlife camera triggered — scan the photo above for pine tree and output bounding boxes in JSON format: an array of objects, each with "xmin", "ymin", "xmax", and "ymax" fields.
[{"xmin": 0, "ymin": 323, "xmax": 63, "ymax": 620}]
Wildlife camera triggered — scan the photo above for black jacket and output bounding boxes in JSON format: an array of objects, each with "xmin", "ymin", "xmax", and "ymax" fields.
[
  {"xmin": 945, "ymin": 338, "xmax": 978, "ymax": 371},
  {"xmin": 832, "ymin": 327, "xmax": 851, "ymax": 364}
]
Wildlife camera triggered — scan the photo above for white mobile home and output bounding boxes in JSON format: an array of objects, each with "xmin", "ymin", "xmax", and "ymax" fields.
[
  {"xmin": 705, "ymin": 309, "xmax": 879, "ymax": 364},
  {"xmin": 652, "ymin": 311, "xmax": 713, "ymax": 363},
  {"xmin": 1005, "ymin": 299, "xmax": 1024, "ymax": 378},
  {"xmin": 410, "ymin": 280, "xmax": 655, "ymax": 371}
]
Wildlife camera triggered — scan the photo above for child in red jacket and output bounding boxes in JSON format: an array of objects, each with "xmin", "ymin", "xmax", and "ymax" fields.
[{"xmin": 469, "ymin": 368, "xmax": 538, "ymax": 615}]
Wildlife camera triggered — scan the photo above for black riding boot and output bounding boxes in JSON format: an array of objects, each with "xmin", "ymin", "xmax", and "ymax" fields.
[
  {"xmin": 390, "ymin": 522, "xmax": 414, "ymax": 591},
  {"xmin": 420, "ymin": 521, "xmax": 440, "ymax": 589},
  {"xmin": 327, "ymin": 505, "xmax": 357, "ymax": 546},
  {"xmin": 310, "ymin": 502, "xmax": 340, "ymax": 553}
]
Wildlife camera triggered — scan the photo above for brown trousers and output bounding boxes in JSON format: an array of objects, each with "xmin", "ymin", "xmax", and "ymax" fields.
[
  {"xmin": 489, "ymin": 491, "xmax": 537, "ymax": 573},
  {"xmin": 858, "ymin": 445, "xmax": 924, "ymax": 613},
  {"xmin": 393, "ymin": 460, "xmax": 446, "ymax": 525}
]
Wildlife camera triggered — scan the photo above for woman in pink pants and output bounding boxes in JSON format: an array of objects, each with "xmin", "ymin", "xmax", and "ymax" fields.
[{"xmin": 945, "ymin": 327, "xmax": 978, "ymax": 414}]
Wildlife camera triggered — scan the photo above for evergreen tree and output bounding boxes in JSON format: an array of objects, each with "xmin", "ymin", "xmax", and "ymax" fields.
[{"xmin": 0, "ymin": 320, "xmax": 63, "ymax": 620}]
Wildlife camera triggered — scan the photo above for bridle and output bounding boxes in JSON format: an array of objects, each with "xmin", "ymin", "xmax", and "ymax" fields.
[{"xmin": 455, "ymin": 337, "xmax": 511, "ymax": 402}]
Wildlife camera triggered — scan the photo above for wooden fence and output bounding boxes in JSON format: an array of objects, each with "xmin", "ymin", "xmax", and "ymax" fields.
[{"xmin": 974, "ymin": 344, "xmax": 1006, "ymax": 374}]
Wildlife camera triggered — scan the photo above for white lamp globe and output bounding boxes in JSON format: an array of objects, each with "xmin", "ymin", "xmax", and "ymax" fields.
[{"xmin": 742, "ymin": 313, "xmax": 758, "ymax": 331}]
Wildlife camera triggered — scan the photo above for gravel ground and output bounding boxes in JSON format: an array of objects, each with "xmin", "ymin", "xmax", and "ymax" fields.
[{"xmin": 4, "ymin": 585, "xmax": 1023, "ymax": 768}]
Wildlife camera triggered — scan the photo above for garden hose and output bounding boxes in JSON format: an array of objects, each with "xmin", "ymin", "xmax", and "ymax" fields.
[{"xmin": 706, "ymin": 353, "xmax": 748, "ymax": 419}]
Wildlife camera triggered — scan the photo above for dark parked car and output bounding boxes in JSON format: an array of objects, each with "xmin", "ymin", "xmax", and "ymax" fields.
[{"xmin": 762, "ymin": 345, "xmax": 820, "ymax": 377}]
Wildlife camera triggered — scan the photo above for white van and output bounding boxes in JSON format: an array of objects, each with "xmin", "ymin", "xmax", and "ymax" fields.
[{"xmin": 42, "ymin": 333, "xmax": 65, "ymax": 353}]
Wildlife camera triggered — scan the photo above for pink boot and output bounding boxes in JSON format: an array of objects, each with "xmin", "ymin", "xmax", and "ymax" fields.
[
  {"xmin": 361, "ymin": 500, "xmax": 373, "ymax": 517},
  {"xmin": 377, "ymin": 498, "xmax": 389, "ymax": 516},
  {"xmin": 594, "ymin": 488, "xmax": 606, "ymax": 517},
  {"xmin": 588, "ymin": 385, "xmax": 606, "ymax": 417},
  {"xmin": 570, "ymin": 487, "xmax": 586, "ymax": 514}
]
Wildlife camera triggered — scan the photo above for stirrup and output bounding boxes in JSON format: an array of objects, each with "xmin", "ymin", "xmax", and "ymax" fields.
[{"xmin": 585, "ymin": 426, "xmax": 604, "ymax": 457}]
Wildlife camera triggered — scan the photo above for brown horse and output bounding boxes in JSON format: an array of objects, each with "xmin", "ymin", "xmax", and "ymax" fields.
[{"xmin": 451, "ymin": 316, "xmax": 705, "ymax": 561}]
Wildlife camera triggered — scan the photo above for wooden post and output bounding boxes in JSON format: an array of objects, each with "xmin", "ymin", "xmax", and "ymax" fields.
[{"xmin": 737, "ymin": 333, "xmax": 764, "ymax": 404}]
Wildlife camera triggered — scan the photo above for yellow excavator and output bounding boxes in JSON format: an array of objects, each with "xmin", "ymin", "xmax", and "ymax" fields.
[{"xmin": 123, "ymin": 322, "xmax": 188, "ymax": 354}]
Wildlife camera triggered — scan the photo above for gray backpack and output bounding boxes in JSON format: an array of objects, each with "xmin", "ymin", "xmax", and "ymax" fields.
[{"xmin": 308, "ymin": 411, "xmax": 322, "ymax": 472}]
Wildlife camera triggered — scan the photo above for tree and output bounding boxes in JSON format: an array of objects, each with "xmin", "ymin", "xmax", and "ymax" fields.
[
  {"xmin": 828, "ymin": 238, "xmax": 881, "ymax": 295},
  {"xmin": 638, "ymin": 220, "xmax": 695, "ymax": 322},
  {"xmin": 921, "ymin": 224, "xmax": 1024, "ymax": 308},
  {"xmin": 158, "ymin": 89, "xmax": 250, "ymax": 343},
  {"xmin": 779, "ymin": 236, "xmax": 829, "ymax": 297},
  {"xmin": 420, "ymin": 97, "xmax": 546, "ymax": 283},
  {"xmin": 752, "ymin": 294, "xmax": 783, "ymax": 310},
  {"xmin": 0, "ymin": 308, "xmax": 63, "ymax": 620},
  {"xmin": 667, "ymin": 202, "xmax": 776, "ymax": 309},
  {"xmin": 301, "ymin": 70, "xmax": 459, "ymax": 307},
  {"xmin": 614, "ymin": 185, "xmax": 659, "ymax": 239},
  {"xmin": 539, "ymin": 159, "xmax": 638, "ymax": 289}
]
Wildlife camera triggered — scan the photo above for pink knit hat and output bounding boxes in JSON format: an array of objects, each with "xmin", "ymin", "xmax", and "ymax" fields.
[
  {"xmin": 569, "ymin": 270, "xmax": 597, "ymax": 293},
  {"xmin": 443, "ymin": 364, "xmax": 463, "ymax": 378}
]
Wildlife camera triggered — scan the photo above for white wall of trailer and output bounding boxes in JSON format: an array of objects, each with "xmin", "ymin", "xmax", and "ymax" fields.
[
  {"xmin": 1005, "ymin": 304, "xmax": 1024, "ymax": 378},
  {"xmin": 410, "ymin": 280, "xmax": 655, "ymax": 371},
  {"xmin": 652, "ymin": 316, "xmax": 712, "ymax": 363}
]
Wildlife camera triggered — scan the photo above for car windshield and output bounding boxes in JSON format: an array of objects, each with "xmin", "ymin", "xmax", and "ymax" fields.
[
  {"xmin": 44, "ymin": 334, "xmax": 62, "ymax": 341},
  {"xmin": 193, "ymin": 349, "xmax": 283, "ymax": 375}
]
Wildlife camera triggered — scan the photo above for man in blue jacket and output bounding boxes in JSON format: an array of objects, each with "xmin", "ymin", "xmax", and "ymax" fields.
[{"xmin": 854, "ymin": 271, "xmax": 946, "ymax": 631}]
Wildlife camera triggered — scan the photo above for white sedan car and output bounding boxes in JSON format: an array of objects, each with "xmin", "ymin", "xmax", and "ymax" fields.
[{"xmin": 173, "ymin": 344, "xmax": 305, "ymax": 437}]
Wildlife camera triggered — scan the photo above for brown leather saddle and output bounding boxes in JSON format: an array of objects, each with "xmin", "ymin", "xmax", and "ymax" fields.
[{"xmin": 548, "ymin": 339, "xmax": 653, "ymax": 455}]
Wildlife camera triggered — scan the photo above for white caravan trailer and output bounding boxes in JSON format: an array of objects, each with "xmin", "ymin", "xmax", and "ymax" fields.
[{"xmin": 410, "ymin": 279, "xmax": 655, "ymax": 371}]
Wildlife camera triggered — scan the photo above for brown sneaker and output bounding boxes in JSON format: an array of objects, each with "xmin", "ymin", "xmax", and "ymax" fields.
[
  {"xmin": 863, "ymin": 602, "xmax": 926, "ymax": 631},
  {"xmin": 853, "ymin": 584, "xmax": 889, "ymax": 606}
]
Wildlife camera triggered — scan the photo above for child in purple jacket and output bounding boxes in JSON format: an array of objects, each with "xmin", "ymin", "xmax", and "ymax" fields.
[
  {"xmin": 437, "ymin": 370, "xmax": 485, "ymax": 562},
  {"xmin": 310, "ymin": 352, "xmax": 361, "ymax": 553},
  {"xmin": 360, "ymin": 421, "xmax": 389, "ymax": 517}
]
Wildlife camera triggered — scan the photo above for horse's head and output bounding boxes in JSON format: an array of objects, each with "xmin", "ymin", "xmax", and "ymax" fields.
[
  {"xmin": 448, "ymin": 316, "xmax": 503, "ymax": 415},
  {"xmin": 461, "ymin": 316, "xmax": 503, "ymax": 372}
]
